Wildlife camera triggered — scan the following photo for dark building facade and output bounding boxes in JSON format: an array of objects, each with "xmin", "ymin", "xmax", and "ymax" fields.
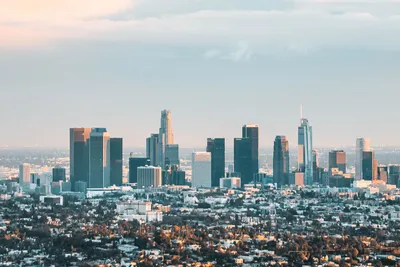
[
  {"xmin": 206, "ymin": 138, "xmax": 225, "ymax": 187},
  {"xmin": 362, "ymin": 151, "xmax": 377, "ymax": 181},
  {"xmin": 129, "ymin": 157, "xmax": 150, "ymax": 183},
  {"xmin": 171, "ymin": 170, "xmax": 186, "ymax": 185},
  {"xmin": 273, "ymin": 136, "xmax": 290, "ymax": 187},
  {"xmin": 110, "ymin": 138, "xmax": 123, "ymax": 186},
  {"xmin": 329, "ymin": 150, "xmax": 347, "ymax": 174},
  {"xmin": 146, "ymin": 134, "xmax": 159, "ymax": 166},
  {"xmin": 52, "ymin": 167, "xmax": 66, "ymax": 182},
  {"xmin": 70, "ymin": 128, "xmax": 92, "ymax": 191},
  {"xmin": 389, "ymin": 165, "xmax": 400, "ymax": 186}
]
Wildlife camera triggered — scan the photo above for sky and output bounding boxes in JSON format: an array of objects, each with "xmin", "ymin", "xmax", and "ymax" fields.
[{"xmin": 1, "ymin": 0, "xmax": 400, "ymax": 149}]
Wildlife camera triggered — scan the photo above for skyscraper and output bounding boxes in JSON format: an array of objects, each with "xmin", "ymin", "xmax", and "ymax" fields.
[
  {"xmin": 171, "ymin": 170, "xmax": 186, "ymax": 185},
  {"xmin": 206, "ymin": 138, "xmax": 225, "ymax": 187},
  {"xmin": 298, "ymin": 118, "xmax": 313, "ymax": 185},
  {"xmin": 234, "ymin": 125, "xmax": 259, "ymax": 185},
  {"xmin": 52, "ymin": 167, "xmax": 66, "ymax": 182},
  {"xmin": 146, "ymin": 133, "xmax": 159, "ymax": 166},
  {"xmin": 312, "ymin": 150, "xmax": 319, "ymax": 183},
  {"xmin": 110, "ymin": 138, "xmax": 123, "ymax": 186},
  {"xmin": 329, "ymin": 150, "xmax": 347, "ymax": 174},
  {"xmin": 70, "ymin": 128, "xmax": 92, "ymax": 190},
  {"xmin": 158, "ymin": 110, "xmax": 174, "ymax": 169},
  {"xmin": 192, "ymin": 152, "xmax": 212, "ymax": 188},
  {"xmin": 88, "ymin": 128, "xmax": 110, "ymax": 188},
  {"xmin": 165, "ymin": 144, "xmax": 180, "ymax": 166},
  {"xmin": 19, "ymin": 163, "xmax": 31, "ymax": 186},
  {"xmin": 356, "ymin": 137, "xmax": 371, "ymax": 180},
  {"xmin": 273, "ymin": 136, "xmax": 290, "ymax": 187},
  {"xmin": 388, "ymin": 165, "xmax": 400, "ymax": 186},
  {"xmin": 129, "ymin": 157, "xmax": 150, "ymax": 183},
  {"xmin": 137, "ymin": 166, "xmax": 162, "ymax": 188},
  {"xmin": 362, "ymin": 151, "xmax": 376, "ymax": 181}
]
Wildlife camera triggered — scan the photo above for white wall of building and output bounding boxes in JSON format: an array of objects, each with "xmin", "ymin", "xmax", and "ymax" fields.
[{"xmin": 192, "ymin": 152, "xmax": 211, "ymax": 188}]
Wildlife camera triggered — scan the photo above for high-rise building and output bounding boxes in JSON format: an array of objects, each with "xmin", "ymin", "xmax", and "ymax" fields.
[
  {"xmin": 192, "ymin": 152, "xmax": 212, "ymax": 188},
  {"xmin": 110, "ymin": 138, "xmax": 123, "ymax": 186},
  {"xmin": 273, "ymin": 136, "xmax": 290, "ymax": 187},
  {"xmin": 378, "ymin": 166, "xmax": 388, "ymax": 183},
  {"xmin": 388, "ymin": 165, "xmax": 400, "ymax": 186},
  {"xmin": 88, "ymin": 128, "xmax": 110, "ymax": 188},
  {"xmin": 70, "ymin": 128, "xmax": 92, "ymax": 190},
  {"xmin": 165, "ymin": 144, "xmax": 180, "ymax": 166},
  {"xmin": 356, "ymin": 137, "xmax": 371, "ymax": 180},
  {"xmin": 146, "ymin": 133, "xmax": 159, "ymax": 166},
  {"xmin": 137, "ymin": 166, "xmax": 162, "ymax": 188},
  {"xmin": 171, "ymin": 170, "xmax": 186, "ymax": 185},
  {"xmin": 329, "ymin": 150, "xmax": 347, "ymax": 174},
  {"xmin": 52, "ymin": 167, "xmax": 66, "ymax": 182},
  {"xmin": 129, "ymin": 157, "xmax": 150, "ymax": 183},
  {"xmin": 312, "ymin": 150, "xmax": 319, "ymax": 183},
  {"xmin": 206, "ymin": 138, "xmax": 225, "ymax": 187},
  {"xmin": 234, "ymin": 125, "xmax": 259, "ymax": 185},
  {"xmin": 298, "ymin": 118, "xmax": 313, "ymax": 185},
  {"xmin": 158, "ymin": 110, "xmax": 174, "ymax": 169},
  {"xmin": 19, "ymin": 164, "xmax": 31, "ymax": 186},
  {"xmin": 362, "ymin": 151, "xmax": 376, "ymax": 181},
  {"xmin": 220, "ymin": 177, "xmax": 241, "ymax": 189}
]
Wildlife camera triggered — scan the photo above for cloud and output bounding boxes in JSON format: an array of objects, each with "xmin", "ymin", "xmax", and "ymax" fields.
[{"xmin": 1, "ymin": 0, "xmax": 400, "ymax": 52}]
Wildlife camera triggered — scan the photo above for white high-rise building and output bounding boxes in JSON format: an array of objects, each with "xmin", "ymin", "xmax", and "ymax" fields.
[
  {"xmin": 298, "ymin": 118, "xmax": 313, "ymax": 185},
  {"xmin": 158, "ymin": 110, "xmax": 174, "ymax": 169},
  {"xmin": 137, "ymin": 166, "xmax": 162, "ymax": 188},
  {"xmin": 192, "ymin": 152, "xmax": 212, "ymax": 188},
  {"xmin": 356, "ymin": 137, "xmax": 371, "ymax": 180},
  {"xmin": 89, "ymin": 128, "xmax": 111, "ymax": 188},
  {"xmin": 19, "ymin": 164, "xmax": 31, "ymax": 186}
]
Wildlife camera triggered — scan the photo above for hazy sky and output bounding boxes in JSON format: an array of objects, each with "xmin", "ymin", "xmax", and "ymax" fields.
[{"xmin": 1, "ymin": 0, "xmax": 400, "ymax": 149}]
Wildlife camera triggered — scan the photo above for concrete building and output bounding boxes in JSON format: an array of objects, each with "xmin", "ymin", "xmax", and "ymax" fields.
[
  {"xmin": 356, "ymin": 137, "xmax": 371, "ymax": 180},
  {"xmin": 116, "ymin": 200, "xmax": 162, "ymax": 223},
  {"xmin": 129, "ymin": 157, "xmax": 150, "ymax": 183},
  {"xmin": 89, "ymin": 128, "xmax": 110, "ymax": 188},
  {"xmin": 19, "ymin": 164, "xmax": 31, "ymax": 186},
  {"xmin": 329, "ymin": 150, "xmax": 347, "ymax": 174},
  {"xmin": 137, "ymin": 166, "xmax": 162, "ymax": 189},
  {"xmin": 290, "ymin": 172, "xmax": 305, "ymax": 186},
  {"xmin": 220, "ymin": 177, "xmax": 241, "ymax": 189},
  {"xmin": 362, "ymin": 151, "xmax": 377, "ymax": 181},
  {"xmin": 171, "ymin": 170, "xmax": 186, "ymax": 186},
  {"xmin": 192, "ymin": 152, "xmax": 212, "ymax": 188},
  {"xmin": 146, "ymin": 133, "xmax": 159, "ymax": 166},
  {"xmin": 165, "ymin": 144, "xmax": 179, "ymax": 166},
  {"xmin": 158, "ymin": 110, "xmax": 174, "ymax": 169}
]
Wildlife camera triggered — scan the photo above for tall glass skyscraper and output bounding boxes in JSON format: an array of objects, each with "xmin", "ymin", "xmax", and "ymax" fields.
[
  {"xmin": 158, "ymin": 110, "xmax": 174, "ymax": 169},
  {"xmin": 273, "ymin": 136, "xmax": 290, "ymax": 187},
  {"xmin": 298, "ymin": 119, "xmax": 313, "ymax": 185},
  {"xmin": 70, "ymin": 128, "xmax": 92, "ymax": 190},
  {"xmin": 89, "ymin": 128, "xmax": 110, "ymax": 188},
  {"xmin": 110, "ymin": 137, "xmax": 123, "ymax": 186},
  {"xmin": 356, "ymin": 137, "xmax": 371, "ymax": 180},
  {"xmin": 207, "ymin": 138, "xmax": 225, "ymax": 187}
]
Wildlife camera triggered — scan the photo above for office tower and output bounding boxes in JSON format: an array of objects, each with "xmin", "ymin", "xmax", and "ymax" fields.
[
  {"xmin": 234, "ymin": 125, "xmax": 259, "ymax": 185},
  {"xmin": 298, "ymin": 118, "xmax": 313, "ymax": 185},
  {"xmin": 158, "ymin": 110, "xmax": 174, "ymax": 169},
  {"xmin": 273, "ymin": 136, "xmax": 290, "ymax": 187},
  {"xmin": 70, "ymin": 128, "xmax": 92, "ymax": 190},
  {"xmin": 146, "ymin": 133, "xmax": 159, "ymax": 166},
  {"xmin": 192, "ymin": 152, "xmax": 212, "ymax": 188},
  {"xmin": 30, "ymin": 173, "xmax": 39, "ymax": 184},
  {"xmin": 378, "ymin": 166, "xmax": 388, "ymax": 183},
  {"xmin": 206, "ymin": 138, "xmax": 225, "ymax": 187},
  {"xmin": 110, "ymin": 138, "xmax": 123, "ymax": 186},
  {"xmin": 129, "ymin": 157, "xmax": 150, "ymax": 183},
  {"xmin": 356, "ymin": 137, "xmax": 371, "ymax": 180},
  {"xmin": 388, "ymin": 165, "xmax": 400, "ymax": 186},
  {"xmin": 329, "ymin": 150, "xmax": 347, "ymax": 174},
  {"xmin": 171, "ymin": 170, "xmax": 186, "ymax": 185},
  {"xmin": 88, "ymin": 128, "xmax": 111, "ymax": 188},
  {"xmin": 165, "ymin": 144, "xmax": 180, "ymax": 166},
  {"xmin": 19, "ymin": 164, "xmax": 31, "ymax": 185},
  {"xmin": 52, "ymin": 167, "xmax": 66, "ymax": 182},
  {"xmin": 362, "ymin": 151, "xmax": 376, "ymax": 181},
  {"xmin": 137, "ymin": 166, "xmax": 162, "ymax": 188}
]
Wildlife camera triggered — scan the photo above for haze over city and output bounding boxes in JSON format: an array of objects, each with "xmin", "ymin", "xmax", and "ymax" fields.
[{"xmin": 1, "ymin": 0, "xmax": 400, "ymax": 148}]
